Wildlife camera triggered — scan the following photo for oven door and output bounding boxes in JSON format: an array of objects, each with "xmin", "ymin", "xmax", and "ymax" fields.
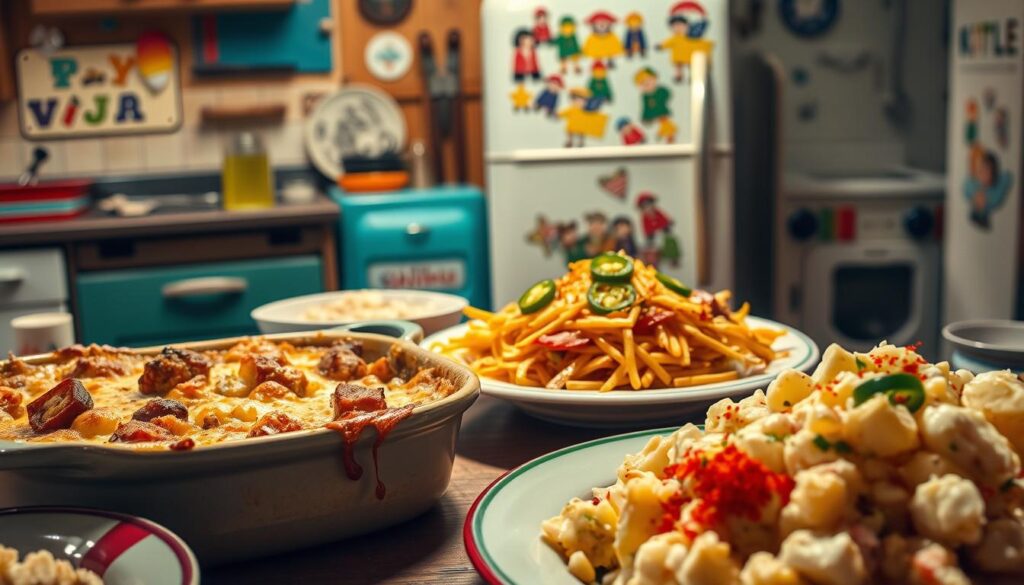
[{"xmin": 801, "ymin": 240, "xmax": 939, "ymax": 353}]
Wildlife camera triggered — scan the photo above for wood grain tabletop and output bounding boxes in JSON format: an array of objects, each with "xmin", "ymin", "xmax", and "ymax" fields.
[{"xmin": 206, "ymin": 395, "xmax": 678, "ymax": 584}]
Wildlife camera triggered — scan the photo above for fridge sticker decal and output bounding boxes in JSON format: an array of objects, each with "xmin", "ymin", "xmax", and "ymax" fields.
[
  {"xmin": 511, "ymin": 85, "xmax": 534, "ymax": 112},
  {"xmin": 533, "ymin": 7, "xmax": 554, "ymax": 45},
  {"xmin": 559, "ymin": 88, "xmax": 608, "ymax": 147},
  {"xmin": 637, "ymin": 192, "xmax": 680, "ymax": 268},
  {"xmin": 624, "ymin": 12, "xmax": 647, "ymax": 59},
  {"xmin": 963, "ymin": 96, "xmax": 1012, "ymax": 231},
  {"xmin": 634, "ymin": 67, "xmax": 676, "ymax": 143},
  {"xmin": 588, "ymin": 61, "xmax": 613, "ymax": 104},
  {"xmin": 659, "ymin": 2, "xmax": 714, "ymax": 85},
  {"xmin": 535, "ymin": 75, "xmax": 563, "ymax": 117},
  {"xmin": 597, "ymin": 167, "xmax": 628, "ymax": 199},
  {"xmin": 526, "ymin": 214, "xmax": 560, "ymax": 257},
  {"xmin": 512, "ymin": 28, "xmax": 542, "ymax": 83},
  {"xmin": 584, "ymin": 211, "xmax": 617, "ymax": 257},
  {"xmin": 616, "ymin": 117, "xmax": 646, "ymax": 145},
  {"xmin": 556, "ymin": 16, "xmax": 583, "ymax": 75},
  {"xmin": 582, "ymin": 11, "xmax": 625, "ymax": 69}
]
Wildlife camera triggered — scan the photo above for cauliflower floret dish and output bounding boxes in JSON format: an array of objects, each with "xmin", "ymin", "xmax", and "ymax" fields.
[{"xmin": 541, "ymin": 342, "xmax": 1024, "ymax": 584}]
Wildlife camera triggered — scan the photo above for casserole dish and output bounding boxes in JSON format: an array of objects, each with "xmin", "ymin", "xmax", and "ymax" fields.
[{"xmin": 0, "ymin": 321, "xmax": 479, "ymax": 565}]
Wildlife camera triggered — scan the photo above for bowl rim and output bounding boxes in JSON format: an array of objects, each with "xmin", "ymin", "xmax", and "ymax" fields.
[
  {"xmin": 0, "ymin": 505, "xmax": 199, "ymax": 585},
  {"xmin": 0, "ymin": 329, "xmax": 480, "ymax": 462},
  {"xmin": 250, "ymin": 289, "xmax": 469, "ymax": 327},
  {"xmin": 942, "ymin": 319, "xmax": 1024, "ymax": 356}
]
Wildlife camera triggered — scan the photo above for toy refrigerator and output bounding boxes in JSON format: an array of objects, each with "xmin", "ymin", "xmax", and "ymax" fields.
[
  {"xmin": 944, "ymin": 0, "xmax": 1024, "ymax": 327},
  {"xmin": 482, "ymin": 0, "xmax": 734, "ymax": 306}
]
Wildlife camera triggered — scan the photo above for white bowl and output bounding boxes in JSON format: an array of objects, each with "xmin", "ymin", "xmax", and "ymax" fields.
[
  {"xmin": 0, "ymin": 507, "xmax": 199, "ymax": 585},
  {"xmin": 424, "ymin": 316, "xmax": 819, "ymax": 427},
  {"xmin": 251, "ymin": 289, "xmax": 468, "ymax": 336}
]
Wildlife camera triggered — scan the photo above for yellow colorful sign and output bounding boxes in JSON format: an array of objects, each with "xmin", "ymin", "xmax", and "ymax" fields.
[{"xmin": 16, "ymin": 37, "xmax": 181, "ymax": 139}]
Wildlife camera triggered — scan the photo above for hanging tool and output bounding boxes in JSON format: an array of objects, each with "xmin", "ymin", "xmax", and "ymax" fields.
[
  {"xmin": 17, "ymin": 147, "xmax": 49, "ymax": 187},
  {"xmin": 417, "ymin": 29, "xmax": 467, "ymax": 184}
]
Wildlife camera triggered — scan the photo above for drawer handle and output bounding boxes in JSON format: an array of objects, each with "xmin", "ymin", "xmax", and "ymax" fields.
[
  {"xmin": 162, "ymin": 277, "xmax": 248, "ymax": 299},
  {"xmin": 0, "ymin": 269, "xmax": 24, "ymax": 285},
  {"xmin": 406, "ymin": 223, "xmax": 429, "ymax": 237}
]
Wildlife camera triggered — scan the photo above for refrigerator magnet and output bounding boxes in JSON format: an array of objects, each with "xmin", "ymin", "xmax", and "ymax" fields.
[
  {"xmin": 556, "ymin": 16, "xmax": 583, "ymax": 75},
  {"xmin": 582, "ymin": 11, "xmax": 624, "ymax": 69},
  {"xmin": 526, "ymin": 214, "xmax": 559, "ymax": 257},
  {"xmin": 533, "ymin": 7, "xmax": 554, "ymax": 46},
  {"xmin": 597, "ymin": 167, "xmax": 628, "ymax": 199},
  {"xmin": 365, "ymin": 32, "xmax": 413, "ymax": 82},
  {"xmin": 534, "ymin": 75, "xmax": 563, "ymax": 117},
  {"xmin": 512, "ymin": 28, "xmax": 542, "ymax": 84},
  {"xmin": 510, "ymin": 85, "xmax": 533, "ymax": 112},
  {"xmin": 634, "ymin": 67, "xmax": 675, "ymax": 143},
  {"xmin": 624, "ymin": 12, "xmax": 647, "ymax": 59},
  {"xmin": 659, "ymin": 2, "xmax": 715, "ymax": 85},
  {"xmin": 559, "ymin": 87, "xmax": 608, "ymax": 147}
]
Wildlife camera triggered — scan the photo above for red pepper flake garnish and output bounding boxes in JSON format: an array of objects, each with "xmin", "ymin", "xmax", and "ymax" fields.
[
  {"xmin": 659, "ymin": 445, "xmax": 794, "ymax": 534},
  {"xmin": 592, "ymin": 496, "xmax": 601, "ymax": 505}
]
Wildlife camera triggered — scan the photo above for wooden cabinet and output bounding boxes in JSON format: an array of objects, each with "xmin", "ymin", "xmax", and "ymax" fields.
[
  {"xmin": 0, "ymin": 6, "xmax": 13, "ymax": 102},
  {"xmin": 30, "ymin": 0, "xmax": 294, "ymax": 16}
]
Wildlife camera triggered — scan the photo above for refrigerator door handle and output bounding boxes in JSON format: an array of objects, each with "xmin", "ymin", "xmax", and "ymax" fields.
[{"xmin": 691, "ymin": 50, "xmax": 712, "ymax": 286}]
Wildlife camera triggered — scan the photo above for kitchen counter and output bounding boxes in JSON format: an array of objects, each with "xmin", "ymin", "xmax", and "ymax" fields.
[{"xmin": 0, "ymin": 195, "xmax": 339, "ymax": 247}]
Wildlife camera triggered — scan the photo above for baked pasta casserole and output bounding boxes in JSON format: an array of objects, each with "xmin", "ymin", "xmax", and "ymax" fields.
[
  {"xmin": 542, "ymin": 342, "xmax": 1024, "ymax": 584},
  {"xmin": 0, "ymin": 337, "xmax": 457, "ymax": 497}
]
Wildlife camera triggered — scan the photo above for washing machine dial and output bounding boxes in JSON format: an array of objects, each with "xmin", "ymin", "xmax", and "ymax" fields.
[
  {"xmin": 787, "ymin": 208, "xmax": 818, "ymax": 241},
  {"xmin": 903, "ymin": 206, "xmax": 934, "ymax": 240}
]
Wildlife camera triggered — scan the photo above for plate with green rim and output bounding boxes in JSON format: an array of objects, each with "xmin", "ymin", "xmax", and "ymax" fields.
[
  {"xmin": 464, "ymin": 427, "xmax": 672, "ymax": 585},
  {"xmin": 424, "ymin": 317, "xmax": 819, "ymax": 427}
]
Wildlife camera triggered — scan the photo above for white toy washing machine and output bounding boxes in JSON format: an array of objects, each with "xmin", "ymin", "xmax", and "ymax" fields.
[{"xmin": 774, "ymin": 168, "xmax": 945, "ymax": 358}]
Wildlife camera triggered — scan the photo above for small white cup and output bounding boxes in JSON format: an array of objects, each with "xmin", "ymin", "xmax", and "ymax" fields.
[{"xmin": 11, "ymin": 312, "xmax": 74, "ymax": 356}]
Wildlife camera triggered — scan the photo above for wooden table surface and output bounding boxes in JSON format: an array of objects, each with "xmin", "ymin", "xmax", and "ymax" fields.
[{"xmin": 207, "ymin": 395, "xmax": 672, "ymax": 584}]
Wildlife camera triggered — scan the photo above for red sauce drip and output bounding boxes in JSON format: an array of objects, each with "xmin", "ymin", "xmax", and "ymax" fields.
[{"xmin": 325, "ymin": 404, "xmax": 414, "ymax": 500}]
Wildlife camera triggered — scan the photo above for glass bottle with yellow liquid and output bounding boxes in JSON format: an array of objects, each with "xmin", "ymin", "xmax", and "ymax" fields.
[{"xmin": 222, "ymin": 132, "xmax": 274, "ymax": 211}]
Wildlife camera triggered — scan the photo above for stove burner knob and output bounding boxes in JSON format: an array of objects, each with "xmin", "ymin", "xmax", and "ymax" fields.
[
  {"xmin": 787, "ymin": 208, "xmax": 818, "ymax": 241},
  {"xmin": 904, "ymin": 206, "xmax": 934, "ymax": 240}
]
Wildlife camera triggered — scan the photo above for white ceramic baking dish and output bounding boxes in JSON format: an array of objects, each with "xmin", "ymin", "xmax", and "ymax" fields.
[{"xmin": 0, "ymin": 322, "xmax": 479, "ymax": 566}]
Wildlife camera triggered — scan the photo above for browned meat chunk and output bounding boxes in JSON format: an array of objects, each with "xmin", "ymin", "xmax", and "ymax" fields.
[
  {"xmin": 318, "ymin": 345, "xmax": 367, "ymax": 381},
  {"xmin": 138, "ymin": 348, "xmax": 212, "ymax": 395},
  {"xmin": 366, "ymin": 357, "xmax": 393, "ymax": 381},
  {"xmin": 246, "ymin": 411, "xmax": 304, "ymax": 438},
  {"xmin": 109, "ymin": 420, "xmax": 174, "ymax": 443},
  {"xmin": 238, "ymin": 355, "xmax": 308, "ymax": 396},
  {"xmin": 249, "ymin": 381, "xmax": 291, "ymax": 402},
  {"xmin": 332, "ymin": 383, "xmax": 387, "ymax": 419},
  {"xmin": 26, "ymin": 379, "xmax": 93, "ymax": 433},
  {"xmin": 132, "ymin": 398, "xmax": 188, "ymax": 423},
  {"xmin": 0, "ymin": 386, "xmax": 23, "ymax": 418},
  {"xmin": 200, "ymin": 413, "xmax": 221, "ymax": 429},
  {"xmin": 170, "ymin": 437, "xmax": 195, "ymax": 451},
  {"xmin": 68, "ymin": 356, "xmax": 132, "ymax": 378}
]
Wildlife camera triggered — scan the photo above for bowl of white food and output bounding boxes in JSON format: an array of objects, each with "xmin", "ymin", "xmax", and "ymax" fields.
[{"xmin": 251, "ymin": 289, "xmax": 469, "ymax": 336}]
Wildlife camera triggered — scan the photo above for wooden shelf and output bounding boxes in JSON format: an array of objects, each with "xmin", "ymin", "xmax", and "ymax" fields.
[
  {"xmin": 200, "ymin": 103, "xmax": 286, "ymax": 124},
  {"xmin": 30, "ymin": 0, "xmax": 294, "ymax": 16}
]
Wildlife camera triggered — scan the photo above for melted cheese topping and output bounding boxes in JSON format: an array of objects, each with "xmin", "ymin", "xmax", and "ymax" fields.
[{"xmin": 0, "ymin": 339, "xmax": 455, "ymax": 451}]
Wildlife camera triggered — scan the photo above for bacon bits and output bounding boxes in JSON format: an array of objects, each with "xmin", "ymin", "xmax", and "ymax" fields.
[
  {"xmin": 238, "ymin": 355, "xmax": 308, "ymax": 397},
  {"xmin": 0, "ymin": 386, "xmax": 23, "ymax": 418},
  {"xmin": 109, "ymin": 420, "xmax": 174, "ymax": 443},
  {"xmin": 332, "ymin": 383, "xmax": 387, "ymax": 418},
  {"xmin": 169, "ymin": 437, "xmax": 196, "ymax": 451},
  {"xmin": 317, "ymin": 345, "xmax": 368, "ymax": 381},
  {"xmin": 27, "ymin": 379, "xmax": 94, "ymax": 433},
  {"xmin": 132, "ymin": 398, "xmax": 188, "ymax": 422},
  {"xmin": 246, "ymin": 411, "xmax": 304, "ymax": 438},
  {"xmin": 138, "ymin": 348, "xmax": 212, "ymax": 395}
]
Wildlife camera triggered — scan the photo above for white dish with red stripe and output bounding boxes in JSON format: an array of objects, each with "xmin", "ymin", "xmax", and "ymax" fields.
[
  {"xmin": 0, "ymin": 507, "xmax": 198, "ymax": 585},
  {"xmin": 424, "ymin": 317, "xmax": 819, "ymax": 427}
]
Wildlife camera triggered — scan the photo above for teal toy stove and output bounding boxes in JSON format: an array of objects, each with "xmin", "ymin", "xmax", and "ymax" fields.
[{"xmin": 332, "ymin": 185, "xmax": 491, "ymax": 309}]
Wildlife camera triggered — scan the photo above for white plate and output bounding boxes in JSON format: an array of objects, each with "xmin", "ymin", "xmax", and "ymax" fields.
[
  {"xmin": 424, "ymin": 317, "xmax": 819, "ymax": 427},
  {"xmin": 465, "ymin": 428, "xmax": 668, "ymax": 585},
  {"xmin": 251, "ymin": 289, "xmax": 468, "ymax": 337},
  {"xmin": 0, "ymin": 507, "xmax": 199, "ymax": 585}
]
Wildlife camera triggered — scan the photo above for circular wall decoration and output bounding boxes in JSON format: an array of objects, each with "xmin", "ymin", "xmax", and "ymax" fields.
[
  {"xmin": 779, "ymin": 0, "xmax": 840, "ymax": 38},
  {"xmin": 304, "ymin": 85, "xmax": 407, "ymax": 180},
  {"xmin": 358, "ymin": 0, "xmax": 413, "ymax": 26},
  {"xmin": 364, "ymin": 31, "xmax": 414, "ymax": 82}
]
